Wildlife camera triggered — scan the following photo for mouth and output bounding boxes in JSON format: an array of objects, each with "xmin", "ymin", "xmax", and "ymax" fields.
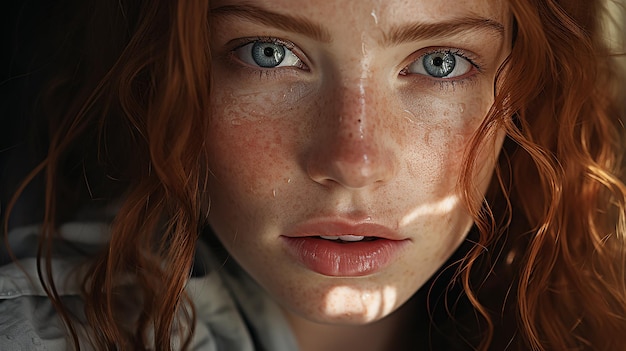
[
  {"xmin": 283, "ymin": 219, "xmax": 404, "ymax": 240},
  {"xmin": 281, "ymin": 219, "xmax": 408, "ymax": 277}
]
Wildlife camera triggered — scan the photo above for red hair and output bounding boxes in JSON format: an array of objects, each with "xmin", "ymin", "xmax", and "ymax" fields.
[
  {"xmin": 4, "ymin": 0, "xmax": 625, "ymax": 350},
  {"xmin": 459, "ymin": 0, "xmax": 626, "ymax": 349}
]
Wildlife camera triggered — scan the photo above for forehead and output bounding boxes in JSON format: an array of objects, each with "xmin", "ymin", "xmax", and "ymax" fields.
[{"xmin": 209, "ymin": 0, "xmax": 509, "ymax": 26}]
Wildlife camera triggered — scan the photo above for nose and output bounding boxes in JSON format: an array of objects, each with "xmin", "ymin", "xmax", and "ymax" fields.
[{"xmin": 305, "ymin": 81, "xmax": 398, "ymax": 189}]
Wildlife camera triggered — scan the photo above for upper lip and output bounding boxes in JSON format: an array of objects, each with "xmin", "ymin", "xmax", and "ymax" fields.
[{"xmin": 283, "ymin": 218, "xmax": 404, "ymax": 241}]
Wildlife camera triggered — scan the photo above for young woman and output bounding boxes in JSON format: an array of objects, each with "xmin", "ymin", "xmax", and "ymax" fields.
[{"xmin": 1, "ymin": 0, "xmax": 625, "ymax": 350}]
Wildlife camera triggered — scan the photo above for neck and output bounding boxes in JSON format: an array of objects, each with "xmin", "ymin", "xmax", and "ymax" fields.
[{"xmin": 282, "ymin": 294, "xmax": 428, "ymax": 351}]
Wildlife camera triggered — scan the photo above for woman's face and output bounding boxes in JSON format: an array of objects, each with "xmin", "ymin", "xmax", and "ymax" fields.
[{"xmin": 207, "ymin": 0, "xmax": 511, "ymax": 325}]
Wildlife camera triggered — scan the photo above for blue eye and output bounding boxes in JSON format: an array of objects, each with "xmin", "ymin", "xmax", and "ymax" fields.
[
  {"xmin": 407, "ymin": 51, "xmax": 473, "ymax": 78},
  {"xmin": 252, "ymin": 42, "xmax": 285, "ymax": 67},
  {"xmin": 235, "ymin": 40, "xmax": 303, "ymax": 68}
]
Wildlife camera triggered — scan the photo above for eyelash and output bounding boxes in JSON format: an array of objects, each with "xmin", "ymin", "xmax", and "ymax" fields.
[{"xmin": 228, "ymin": 37, "xmax": 484, "ymax": 87}]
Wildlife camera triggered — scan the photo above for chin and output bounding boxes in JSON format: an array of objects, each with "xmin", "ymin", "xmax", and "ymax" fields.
[{"xmin": 287, "ymin": 283, "xmax": 404, "ymax": 325}]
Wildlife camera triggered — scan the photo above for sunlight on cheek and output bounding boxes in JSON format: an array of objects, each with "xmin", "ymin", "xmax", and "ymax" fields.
[
  {"xmin": 399, "ymin": 194, "xmax": 460, "ymax": 227},
  {"xmin": 323, "ymin": 285, "xmax": 398, "ymax": 322}
]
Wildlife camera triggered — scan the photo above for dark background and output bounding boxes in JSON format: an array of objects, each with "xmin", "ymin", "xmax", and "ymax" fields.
[{"xmin": 1, "ymin": 0, "xmax": 63, "ymax": 227}]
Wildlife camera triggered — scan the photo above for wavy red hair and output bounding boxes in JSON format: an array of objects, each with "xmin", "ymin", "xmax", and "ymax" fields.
[
  {"xmin": 459, "ymin": 0, "xmax": 626, "ymax": 349},
  {"xmin": 4, "ymin": 0, "xmax": 625, "ymax": 350}
]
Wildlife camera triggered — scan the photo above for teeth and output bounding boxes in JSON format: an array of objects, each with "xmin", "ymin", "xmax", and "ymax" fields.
[
  {"xmin": 339, "ymin": 235, "xmax": 365, "ymax": 241},
  {"xmin": 319, "ymin": 235, "xmax": 365, "ymax": 242}
]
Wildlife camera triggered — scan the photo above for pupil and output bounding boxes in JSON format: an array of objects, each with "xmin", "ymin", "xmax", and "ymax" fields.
[
  {"xmin": 264, "ymin": 47, "xmax": 275, "ymax": 57},
  {"xmin": 433, "ymin": 57, "xmax": 444, "ymax": 67}
]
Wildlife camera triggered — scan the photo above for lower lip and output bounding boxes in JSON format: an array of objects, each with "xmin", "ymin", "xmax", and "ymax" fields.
[{"xmin": 281, "ymin": 237, "xmax": 408, "ymax": 277}]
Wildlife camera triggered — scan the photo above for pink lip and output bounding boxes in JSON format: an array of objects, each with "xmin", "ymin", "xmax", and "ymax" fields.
[{"xmin": 281, "ymin": 219, "xmax": 409, "ymax": 277}]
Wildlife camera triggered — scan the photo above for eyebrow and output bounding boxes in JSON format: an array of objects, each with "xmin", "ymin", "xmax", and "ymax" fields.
[
  {"xmin": 210, "ymin": 4, "xmax": 332, "ymax": 42},
  {"xmin": 381, "ymin": 17, "xmax": 504, "ymax": 47},
  {"xmin": 210, "ymin": 4, "xmax": 504, "ymax": 46}
]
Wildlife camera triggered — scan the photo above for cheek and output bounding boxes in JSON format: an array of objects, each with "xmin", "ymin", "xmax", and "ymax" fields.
[
  {"xmin": 215, "ymin": 83, "xmax": 313, "ymax": 124},
  {"xmin": 399, "ymin": 96, "xmax": 493, "ymax": 191},
  {"xmin": 208, "ymin": 121, "xmax": 285, "ymax": 199},
  {"xmin": 207, "ymin": 85, "xmax": 313, "ymax": 198}
]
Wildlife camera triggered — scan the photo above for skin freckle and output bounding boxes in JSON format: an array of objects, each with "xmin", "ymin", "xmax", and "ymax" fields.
[
  {"xmin": 5, "ymin": 0, "xmax": 624, "ymax": 349},
  {"xmin": 206, "ymin": 0, "xmax": 510, "ymax": 348}
]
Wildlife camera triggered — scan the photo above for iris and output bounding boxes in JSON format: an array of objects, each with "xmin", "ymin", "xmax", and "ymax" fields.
[
  {"xmin": 251, "ymin": 42, "xmax": 286, "ymax": 68},
  {"xmin": 423, "ymin": 52, "xmax": 456, "ymax": 77}
]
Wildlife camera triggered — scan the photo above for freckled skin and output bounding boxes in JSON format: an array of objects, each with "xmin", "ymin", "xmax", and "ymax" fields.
[{"xmin": 207, "ymin": 0, "xmax": 511, "ymax": 349}]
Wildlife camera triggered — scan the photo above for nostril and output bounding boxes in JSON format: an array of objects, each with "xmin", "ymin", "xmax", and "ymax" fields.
[{"xmin": 307, "ymin": 155, "xmax": 393, "ymax": 189}]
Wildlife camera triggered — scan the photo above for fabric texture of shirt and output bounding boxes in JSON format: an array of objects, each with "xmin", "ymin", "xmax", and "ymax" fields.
[{"xmin": 0, "ymin": 222, "xmax": 298, "ymax": 351}]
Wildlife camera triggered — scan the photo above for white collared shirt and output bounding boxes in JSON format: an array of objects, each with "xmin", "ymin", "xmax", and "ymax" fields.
[{"xmin": 0, "ymin": 222, "xmax": 298, "ymax": 351}]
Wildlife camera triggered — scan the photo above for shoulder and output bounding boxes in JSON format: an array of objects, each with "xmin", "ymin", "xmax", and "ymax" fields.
[
  {"xmin": 0, "ymin": 223, "xmax": 102, "ymax": 351},
  {"xmin": 0, "ymin": 256, "xmax": 89, "ymax": 351},
  {"xmin": 0, "ymin": 293, "xmax": 80, "ymax": 351}
]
